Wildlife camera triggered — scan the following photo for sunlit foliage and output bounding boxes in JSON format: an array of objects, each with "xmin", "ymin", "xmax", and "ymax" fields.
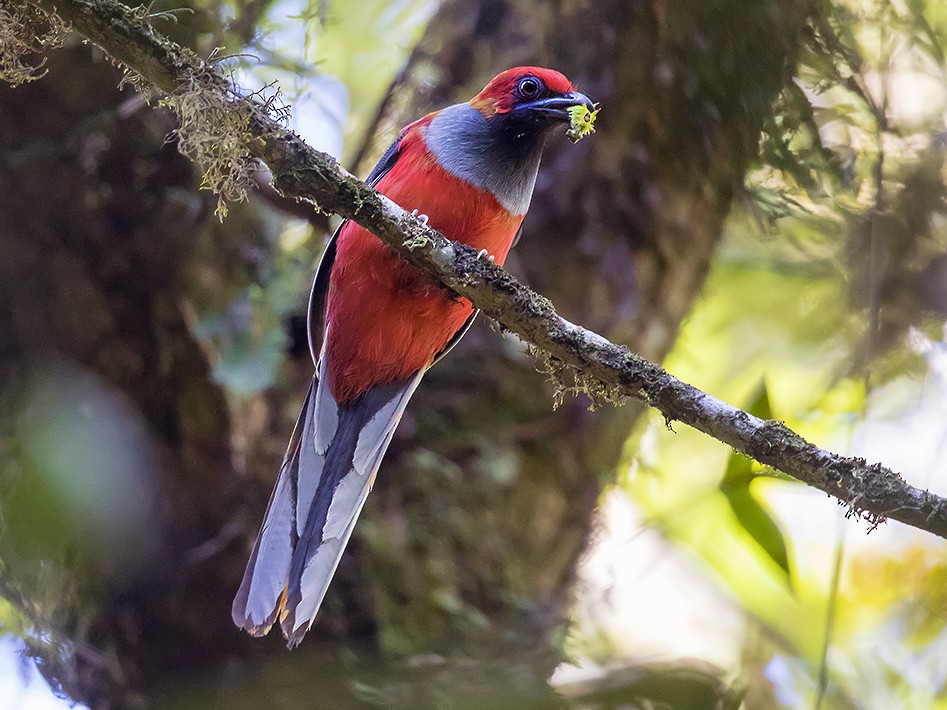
[{"xmin": 568, "ymin": 1, "xmax": 947, "ymax": 707}]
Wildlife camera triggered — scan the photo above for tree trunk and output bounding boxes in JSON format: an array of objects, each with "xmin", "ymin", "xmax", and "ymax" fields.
[
  {"xmin": 345, "ymin": 0, "xmax": 816, "ymax": 670},
  {"xmin": 0, "ymin": 42, "xmax": 271, "ymax": 707}
]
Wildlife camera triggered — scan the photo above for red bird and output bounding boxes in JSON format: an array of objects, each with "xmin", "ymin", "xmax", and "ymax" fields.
[{"xmin": 233, "ymin": 67, "xmax": 594, "ymax": 647}]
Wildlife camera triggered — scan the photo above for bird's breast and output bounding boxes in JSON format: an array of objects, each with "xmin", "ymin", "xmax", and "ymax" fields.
[
  {"xmin": 324, "ymin": 138, "xmax": 524, "ymax": 403},
  {"xmin": 424, "ymin": 103, "xmax": 544, "ymax": 216}
]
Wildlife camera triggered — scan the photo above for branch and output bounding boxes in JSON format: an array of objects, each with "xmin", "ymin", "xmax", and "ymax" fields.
[{"xmin": 20, "ymin": 0, "xmax": 947, "ymax": 539}]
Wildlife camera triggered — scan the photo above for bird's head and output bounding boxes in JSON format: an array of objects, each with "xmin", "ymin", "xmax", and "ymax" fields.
[
  {"xmin": 469, "ymin": 67, "xmax": 595, "ymax": 138},
  {"xmin": 421, "ymin": 66, "xmax": 598, "ymax": 215}
]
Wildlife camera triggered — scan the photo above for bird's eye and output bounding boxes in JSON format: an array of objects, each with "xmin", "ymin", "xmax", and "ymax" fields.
[{"xmin": 517, "ymin": 77, "xmax": 542, "ymax": 99}]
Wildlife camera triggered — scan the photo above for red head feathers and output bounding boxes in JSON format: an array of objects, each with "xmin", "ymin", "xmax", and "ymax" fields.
[{"xmin": 471, "ymin": 66, "xmax": 577, "ymax": 116}]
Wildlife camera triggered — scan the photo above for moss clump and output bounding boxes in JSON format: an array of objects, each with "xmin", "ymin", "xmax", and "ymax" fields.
[
  {"xmin": 402, "ymin": 216, "xmax": 437, "ymax": 251},
  {"xmin": 162, "ymin": 66, "xmax": 289, "ymax": 219},
  {"xmin": 528, "ymin": 345, "xmax": 627, "ymax": 411},
  {"xmin": 403, "ymin": 233, "xmax": 436, "ymax": 251},
  {"xmin": 0, "ymin": 3, "xmax": 67, "ymax": 87},
  {"xmin": 565, "ymin": 102, "xmax": 600, "ymax": 143}
]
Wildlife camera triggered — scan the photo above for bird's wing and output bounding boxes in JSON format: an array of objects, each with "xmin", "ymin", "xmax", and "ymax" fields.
[
  {"xmin": 306, "ymin": 235, "xmax": 337, "ymax": 365},
  {"xmin": 365, "ymin": 132, "xmax": 405, "ymax": 186},
  {"xmin": 431, "ymin": 310, "xmax": 478, "ymax": 367},
  {"xmin": 430, "ymin": 224, "xmax": 519, "ymax": 361}
]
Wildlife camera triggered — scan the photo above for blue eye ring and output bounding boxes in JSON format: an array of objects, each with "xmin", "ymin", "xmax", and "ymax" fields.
[{"xmin": 517, "ymin": 76, "xmax": 542, "ymax": 99}]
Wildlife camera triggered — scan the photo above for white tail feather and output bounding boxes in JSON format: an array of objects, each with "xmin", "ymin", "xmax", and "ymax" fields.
[{"xmin": 282, "ymin": 369, "xmax": 424, "ymax": 646}]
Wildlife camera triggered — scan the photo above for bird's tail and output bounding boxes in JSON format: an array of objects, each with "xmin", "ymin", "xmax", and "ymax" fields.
[{"xmin": 232, "ymin": 358, "xmax": 423, "ymax": 647}]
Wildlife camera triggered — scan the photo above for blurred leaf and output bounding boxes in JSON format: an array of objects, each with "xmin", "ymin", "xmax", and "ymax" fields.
[
  {"xmin": 907, "ymin": 0, "xmax": 946, "ymax": 65},
  {"xmin": 0, "ymin": 596, "xmax": 29, "ymax": 637},
  {"xmin": 719, "ymin": 381, "xmax": 792, "ymax": 582},
  {"xmin": 722, "ymin": 485, "xmax": 792, "ymax": 582},
  {"xmin": 556, "ymin": 660, "xmax": 745, "ymax": 710},
  {"xmin": 1, "ymin": 364, "xmax": 161, "ymax": 576}
]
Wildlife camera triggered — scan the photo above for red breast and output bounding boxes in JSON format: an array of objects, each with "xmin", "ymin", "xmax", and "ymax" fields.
[{"xmin": 325, "ymin": 120, "xmax": 522, "ymax": 403}]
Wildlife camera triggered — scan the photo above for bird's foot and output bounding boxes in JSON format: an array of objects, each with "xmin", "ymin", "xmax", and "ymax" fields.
[
  {"xmin": 477, "ymin": 248, "xmax": 495, "ymax": 262},
  {"xmin": 410, "ymin": 209, "xmax": 430, "ymax": 225}
]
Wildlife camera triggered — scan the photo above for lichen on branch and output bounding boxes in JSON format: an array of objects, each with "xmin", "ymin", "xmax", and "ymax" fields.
[
  {"xmin": 161, "ymin": 64, "xmax": 289, "ymax": 218},
  {"xmin": 0, "ymin": 1, "xmax": 66, "ymax": 87}
]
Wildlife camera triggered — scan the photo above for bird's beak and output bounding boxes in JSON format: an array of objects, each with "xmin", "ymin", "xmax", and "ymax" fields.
[{"xmin": 522, "ymin": 91, "xmax": 595, "ymax": 121}]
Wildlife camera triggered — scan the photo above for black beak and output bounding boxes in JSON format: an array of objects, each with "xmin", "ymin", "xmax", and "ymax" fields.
[{"xmin": 521, "ymin": 91, "xmax": 595, "ymax": 121}]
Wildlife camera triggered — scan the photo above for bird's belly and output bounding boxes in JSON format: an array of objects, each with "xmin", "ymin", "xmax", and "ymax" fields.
[{"xmin": 326, "ymin": 248, "xmax": 473, "ymax": 402}]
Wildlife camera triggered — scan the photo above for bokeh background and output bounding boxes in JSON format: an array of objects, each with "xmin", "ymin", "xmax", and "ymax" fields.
[{"xmin": 3, "ymin": 0, "xmax": 947, "ymax": 707}]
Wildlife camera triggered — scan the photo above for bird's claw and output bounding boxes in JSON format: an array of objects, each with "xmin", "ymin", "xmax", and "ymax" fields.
[
  {"xmin": 410, "ymin": 209, "xmax": 429, "ymax": 225},
  {"xmin": 477, "ymin": 248, "xmax": 495, "ymax": 262}
]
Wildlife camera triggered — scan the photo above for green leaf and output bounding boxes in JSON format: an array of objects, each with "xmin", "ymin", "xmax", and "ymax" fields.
[
  {"xmin": 745, "ymin": 379, "xmax": 773, "ymax": 421},
  {"xmin": 724, "ymin": 484, "xmax": 792, "ymax": 581},
  {"xmin": 719, "ymin": 380, "xmax": 792, "ymax": 582}
]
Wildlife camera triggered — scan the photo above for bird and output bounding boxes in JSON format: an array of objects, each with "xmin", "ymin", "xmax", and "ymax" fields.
[{"xmin": 232, "ymin": 67, "xmax": 596, "ymax": 647}]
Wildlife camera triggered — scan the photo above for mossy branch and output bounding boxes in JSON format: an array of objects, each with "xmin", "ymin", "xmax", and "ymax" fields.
[{"xmin": 20, "ymin": 0, "xmax": 947, "ymax": 540}]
